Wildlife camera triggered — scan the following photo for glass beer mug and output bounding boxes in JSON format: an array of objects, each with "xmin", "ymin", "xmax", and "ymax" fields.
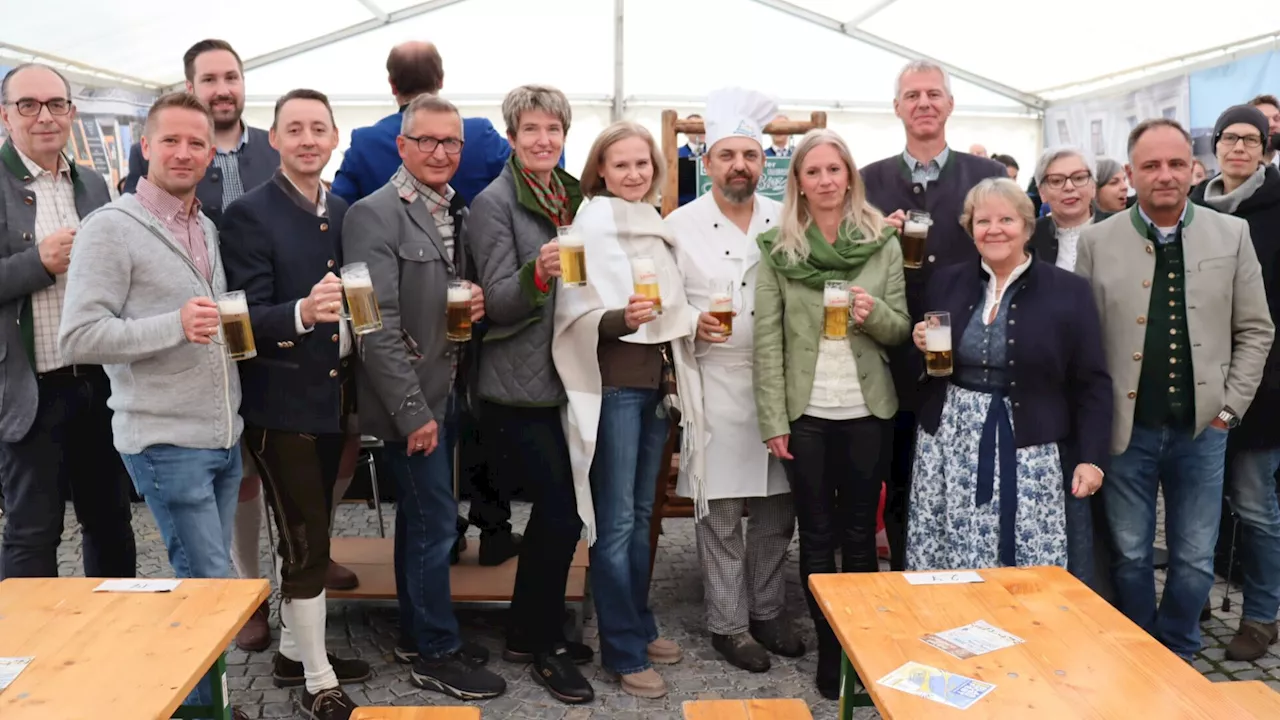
[
  {"xmin": 632, "ymin": 255, "xmax": 662, "ymax": 315},
  {"xmin": 823, "ymin": 280, "xmax": 850, "ymax": 340},
  {"xmin": 709, "ymin": 279, "xmax": 734, "ymax": 339},
  {"xmin": 557, "ymin": 226, "xmax": 587, "ymax": 288},
  {"xmin": 924, "ymin": 311, "xmax": 953, "ymax": 377},
  {"xmin": 446, "ymin": 279, "xmax": 473, "ymax": 343},
  {"xmin": 340, "ymin": 262, "xmax": 383, "ymax": 336},
  {"xmin": 216, "ymin": 290, "xmax": 256, "ymax": 361},
  {"xmin": 902, "ymin": 210, "xmax": 933, "ymax": 270}
]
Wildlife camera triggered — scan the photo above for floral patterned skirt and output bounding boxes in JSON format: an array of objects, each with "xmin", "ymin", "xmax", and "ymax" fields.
[{"xmin": 906, "ymin": 383, "xmax": 1068, "ymax": 571}]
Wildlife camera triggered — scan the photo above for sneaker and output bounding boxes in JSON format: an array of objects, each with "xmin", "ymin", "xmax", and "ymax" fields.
[
  {"xmin": 750, "ymin": 616, "xmax": 806, "ymax": 658},
  {"xmin": 235, "ymin": 601, "xmax": 272, "ymax": 653},
  {"xmin": 1226, "ymin": 618, "xmax": 1279, "ymax": 661},
  {"xmin": 620, "ymin": 667, "xmax": 667, "ymax": 698},
  {"xmin": 273, "ymin": 652, "xmax": 371, "ymax": 687},
  {"xmin": 529, "ymin": 645, "xmax": 594, "ymax": 704},
  {"xmin": 410, "ymin": 652, "xmax": 506, "ymax": 700},
  {"xmin": 478, "ymin": 531, "xmax": 523, "ymax": 566},
  {"xmin": 396, "ymin": 640, "xmax": 489, "ymax": 666},
  {"xmin": 503, "ymin": 639, "xmax": 593, "ymax": 665},
  {"xmin": 297, "ymin": 687, "xmax": 358, "ymax": 720},
  {"xmin": 647, "ymin": 638, "xmax": 683, "ymax": 665},
  {"xmin": 712, "ymin": 632, "xmax": 771, "ymax": 673}
]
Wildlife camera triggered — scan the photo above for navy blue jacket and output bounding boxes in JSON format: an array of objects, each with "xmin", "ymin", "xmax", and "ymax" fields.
[
  {"xmin": 124, "ymin": 125, "xmax": 278, "ymax": 228},
  {"xmin": 916, "ymin": 257, "xmax": 1114, "ymax": 473},
  {"xmin": 220, "ymin": 179, "xmax": 349, "ymax": 435},
  {"xmin": 331, "ymin": 110, "xmax": 511, "ymax": 206}
]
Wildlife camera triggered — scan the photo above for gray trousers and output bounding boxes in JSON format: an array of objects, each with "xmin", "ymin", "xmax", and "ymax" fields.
[{"xmin": 695, "ymin": 493, "xmax": 796, "ymax": 635}]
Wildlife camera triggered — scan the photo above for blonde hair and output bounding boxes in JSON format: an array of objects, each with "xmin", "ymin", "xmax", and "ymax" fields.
[
  {"xmin": 959, "ymin": 177, "xmax": 1037, "ymax": 239},
  {"xmin": 580, "ymin": 121, "xmax": 666, "ymax": 204},
  {"xmin": 772, "ymin": 129, "xmax": 886, "ymax": 264}
]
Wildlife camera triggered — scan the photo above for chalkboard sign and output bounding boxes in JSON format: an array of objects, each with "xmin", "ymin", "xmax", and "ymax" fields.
[{"xmin": 695, "ymin": 156, "xmax": 791, "ymax": 202}]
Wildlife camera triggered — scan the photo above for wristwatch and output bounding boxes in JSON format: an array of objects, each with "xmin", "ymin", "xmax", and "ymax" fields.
[{"xmin": 1218, "ymin": 407, "xmax": 1240, "ymax": 429}]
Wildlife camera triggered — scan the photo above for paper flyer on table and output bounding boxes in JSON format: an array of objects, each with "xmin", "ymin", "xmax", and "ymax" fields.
[
  {"xmin": 921, "ymin": 620, "xmax": 1025, "ymax": 659},
  {"xmin": 0, "ymin": 657, "xmax": 34, "ymax": 692},
  {"xmin": 903, "ymin": 571, "xmax": 984, "ymax": 585},
  {"xmin": 92, "ymin": 579, "xmax": 182, "ymax": 593},
  {"xmin": 877, "ymin": 660, "xmax": 996, "ymax": 710}
]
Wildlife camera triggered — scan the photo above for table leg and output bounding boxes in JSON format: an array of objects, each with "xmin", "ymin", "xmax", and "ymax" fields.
[
  {"xmin": 838, "ymin": 649, "xmax": 874, "ymax": 719},
  {"xmin": 171, "ymin": 652, "xmax": 231, "ymax": 720}
]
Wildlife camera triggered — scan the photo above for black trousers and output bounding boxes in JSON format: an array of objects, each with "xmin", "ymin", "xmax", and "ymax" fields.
[
  {"xmin": 456, "ymin": 401, "xmax": 510, "ymax": 535},
  {"xmin": 783, "ymin": 414, "xmax": 891, "ymax": 683},
  {"xmin": 244, "ymin": 425, "xmax": 344, "ymax": 599},
  {"xmin": 480, "ymin": 400, "xmax": 582, "ymax": 652},
  {"xmin": 0, "ymin": 366, "xmax": 136, "ymax": 579},
  {"xmin": 884, "ymin": 410, "xmax": 916, "ymax": 572}
]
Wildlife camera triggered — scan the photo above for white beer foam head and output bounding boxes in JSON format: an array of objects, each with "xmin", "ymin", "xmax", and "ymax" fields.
[
  {"xmin": 709, "ymin": 292, "xmax": 733, "ymax": 309},
  {"xmin": 925, "ymin": 326, "xmax": 951, "ymax": 352},
  {"xmin": 218, "ymin": 295, "xmax": 248, "ymax": 314},
  {"xmin": 904, "ymin": 220, "xmax": 929, "ymax": 235},
  {"xmin": 447, "ymin": 286, "xmax": 471, "ymax": 302},
  {"xmin": 823, "ymin": 286, "xmax": 849, "ymax": 306},
  {"xmin": 559, "ymin": 232, "xmax": 585, "ymax": 248},
  {"xmin": 632, "ymin": 257, "xmax": 657, "ymax": 282},
  {"xmin": 342, "ymin": 275, "xmax": 372, "ymax": 289}
]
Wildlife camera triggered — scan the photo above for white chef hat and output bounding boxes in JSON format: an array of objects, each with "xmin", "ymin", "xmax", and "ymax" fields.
[{"xmin": 704, "ymin": 87, "xmax": 779, "ymax": 153}]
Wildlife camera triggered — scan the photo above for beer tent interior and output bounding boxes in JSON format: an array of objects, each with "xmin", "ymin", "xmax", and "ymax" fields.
[{"xmin": 2, "ymin": 0, "xmax": 1279, "ymax": 190}]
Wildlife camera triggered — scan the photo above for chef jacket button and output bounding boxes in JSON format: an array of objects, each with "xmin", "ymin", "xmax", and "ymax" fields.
[
  {"xmin": 713, "ymin": 223, "xmax": 719, "ymax": 229},
  {"xmin": 750, "ymin": 311, "xmax": 755, "ymax": 316},
  {"xmin": 724, "ymin": 250, "xmax": 730, "ymax": 255}
]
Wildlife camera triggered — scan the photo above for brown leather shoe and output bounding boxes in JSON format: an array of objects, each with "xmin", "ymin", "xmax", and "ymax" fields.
[
  {"xmin": 325, "ymin": 560, "xmax": 359, "ymax": 591},
  {"xmin": 235, "ymin": 600, "xmax": 271, "ymax": 652}
]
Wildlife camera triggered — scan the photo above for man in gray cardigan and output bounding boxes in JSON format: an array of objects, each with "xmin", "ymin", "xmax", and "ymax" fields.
[
  {"xmin": 1076, "ymin": 118, "xmax": 1274, "ymax": 661},
  {"xmin": 0, "ymin": 63, "xmax": 135, "ymax": 580}
]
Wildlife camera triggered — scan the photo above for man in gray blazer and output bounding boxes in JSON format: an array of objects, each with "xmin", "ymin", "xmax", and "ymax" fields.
[
  {"xmin": 0, "ymin": 63, "xmax": 135, "ymax": 580},
  {"xmin": 342, "ymin": 93, "xmax": 505, "ymax": 701},
  {"xmin": 1076, "ymin": 118, "xmax": 1275, "ymax": 660}
]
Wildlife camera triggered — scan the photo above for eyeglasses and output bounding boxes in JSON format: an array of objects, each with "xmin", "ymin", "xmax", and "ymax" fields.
[
  {"xmin": 1042, "ymin": 171, "xmax": 1093, "ymax": 190},
  {"xmin": 1218, "ymin": 132, "xmax": 1264, "ymax": 149},
  {"xmin": 403, "ymin": 134, "xmax": 464, "ymax": 155},
  {"xmin": 8, "ymin": 98, "xmax": 71, "ymax": 117}
]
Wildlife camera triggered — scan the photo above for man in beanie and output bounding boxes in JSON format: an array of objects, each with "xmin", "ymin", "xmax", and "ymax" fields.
[
  {"xmin": 1076, "ymin": 117, "xmax": 1273, "ymax": 660},
  {"xmin": 1190, "ymin": 104, "xmax": 1280, "ymax": 661}
]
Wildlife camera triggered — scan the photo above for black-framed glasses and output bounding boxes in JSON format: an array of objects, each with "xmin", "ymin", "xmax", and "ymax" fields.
[
  {"xmin": 1218, "ymin": 132, "xmax": 1264, "ymax": 149},
  {"xmin": 1042, "ymin": 171, "xmax": 1093, "ymax": 190},
  {"xmin": 8, "ymin": 98, "xmax": 72, "ymax": 117},
  {"xmin": 403, "ymin": 134, "xmax": 464, "ymax": 155}
]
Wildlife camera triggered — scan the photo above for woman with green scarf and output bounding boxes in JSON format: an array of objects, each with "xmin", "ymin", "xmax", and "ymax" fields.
[{"xmin": 753, "ymin": 128, "xmax": 909, "ymax": 699}]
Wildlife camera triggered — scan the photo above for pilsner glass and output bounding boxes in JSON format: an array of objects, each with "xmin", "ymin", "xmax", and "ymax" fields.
[
  {"xmin": 632, "ymin": 255, "xmax": 663, "ymax": 315},
  {"xmin": 340, "ymin": 262, "xmax": 383, "ymax": 336},
  {"xmin": 446, "ymin": 279, "xmax": 473, "ymax": 342},
  {"xmin": 557, "ymin": 226, "xmax": 587, "ymax": 288},
  {"xmin": 217, "ymin": 290, "xmax": 256, "ymax": 361},
  {"xmin": 709, "ymin": 278, "xmax": 734, "ymax": 339},
  {"xmin": 924, "ymin": 311, "xmax": 953, "ymax": 377},
  {"xmin": 902, "ymin": 210, "xmax": 933, "ymax": 270},
  {"xmin": 823, "ymin": 280, "xmax": 850, "ymax": 340}
]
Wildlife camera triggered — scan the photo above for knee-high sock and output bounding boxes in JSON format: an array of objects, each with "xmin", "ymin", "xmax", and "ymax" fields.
[
  {"xmin": 231, "ymin": 496, "xmax": 263, "ymax": 580},
  {"xmin": 279, "ymin": 592, "xmax": 338, "ymax": 694}
]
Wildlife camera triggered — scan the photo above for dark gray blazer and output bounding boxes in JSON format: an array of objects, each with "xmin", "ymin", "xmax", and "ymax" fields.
[
  {"xmin": 0, "ymin": 141, "xmax": 111, "ymax": 442},
  {"xmin": 342, "ymin": 180, "xmax": 469, "ymax": 442}
]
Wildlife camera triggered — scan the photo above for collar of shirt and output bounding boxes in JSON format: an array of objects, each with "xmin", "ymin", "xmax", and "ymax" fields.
[
  {"xmin": 135, "ymin": 176, "xmax": 201, "ymax": 223},
  {"xmin": 391, "ymin": 165, "xmax": 454, "ymax": 214},
  {"xmin": 215, "ymin": 122, "xmax": 249, "ymax": 157},
  {"xmin": 15, "ymin": 146, "xmax": 71, "ymax": 183},
  {"xmin": 273, "ymin": 169, "xmax": 327, "ymax": 217},
  {"xmin": 904, "ymin": 146, "xmax": 950, "ymax": 174},
  {"xmin": 982, "ymin": 253, "xmax": 1033, "ymax": 317},
  {"xmin": 1138, "ymin": 201, "xmax": 1188, "ymax": 244}
]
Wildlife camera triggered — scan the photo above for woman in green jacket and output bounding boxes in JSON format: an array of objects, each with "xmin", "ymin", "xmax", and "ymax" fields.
[{"xmin": 753, "ymin": 128, "xmax": 910, "ymax": 698}]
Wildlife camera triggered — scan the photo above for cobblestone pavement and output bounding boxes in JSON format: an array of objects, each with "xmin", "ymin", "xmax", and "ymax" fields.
[{"xmin": 6, "ymin": 499, "xmax": 1279, "ymax": 719}]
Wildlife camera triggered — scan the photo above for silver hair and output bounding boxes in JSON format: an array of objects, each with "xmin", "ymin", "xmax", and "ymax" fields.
[
  {"xmin": 401, "ymin": 94, "xmax": 464, "ymax": 138},
  {"xmin": 894, "ymin": 60, "xmax": 952, "ymax": 98},
  {"xmin": 1034, "ymin": 145, "xmax": 1097, "ymax": 186},
  {"xmin": 1095, "ymin": 157, "xmax": 1124, "ymax": 185},
  {"xmin": 501, "ymin": 84, "xmax": 572, "ymax": 137}
]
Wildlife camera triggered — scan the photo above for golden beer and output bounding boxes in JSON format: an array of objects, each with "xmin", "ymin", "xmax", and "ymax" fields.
[
  {"xmin": 344, "ymin": 279, "xmax": 382, "ymax": 336},
  {"xmin": 709, "ymin": 292, "xmax": 734, "ymax": 338},
  {"xmin": 558, "ymin": 231, "xmax": 587, "ymax": 288},
  {"xmin": 823, "ymin": 281, "xmax": 849, "ymax": 340},
  {"xmin": 446, "ymin": 282, "xmax": 472, "ymax": 342},
  {"xmin": 902, "ymin": 221, "xmax": 928, "ymax": 270},
  {"xmin": 632, "ymin": 256, "xmax": 663, "ymax": 315},
  {"xmin": 218, "ymin": 293, "xmax": 256, "ymax": 361},
  {"xmin": 924, "ymin": 311, "xmax": 953, "ymax": 377}
]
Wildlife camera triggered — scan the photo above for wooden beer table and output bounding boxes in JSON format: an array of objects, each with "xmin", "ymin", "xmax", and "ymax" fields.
[
  {"xmin": 810, "ymin": 566, "xmax": 1262, "ymax": 719},
  {"xmin": 1218, "ymin": 680, "xmax": 1280, "ymax": 716},
  {"xmin": 350, "ymin": 709, "xmax": 480, "ymax": 719},
  {"xmin": 0, "ymin": 577, "xmax": 269, "ymax": 720}
]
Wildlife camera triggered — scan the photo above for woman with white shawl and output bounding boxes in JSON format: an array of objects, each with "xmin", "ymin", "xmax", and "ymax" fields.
[{"xmin": 552, "ymin": 122, "xmax": 706, "ymax": 700}]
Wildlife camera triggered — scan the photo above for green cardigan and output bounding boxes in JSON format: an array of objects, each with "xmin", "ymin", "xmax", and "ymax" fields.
[{"xmin": 752, "ymin": 236, "xmax": 911, "ymax": 442}]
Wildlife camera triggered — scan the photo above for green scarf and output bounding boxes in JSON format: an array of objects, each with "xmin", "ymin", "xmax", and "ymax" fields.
[{"xmin": 758, "ymin": 221, "xmax": 893, "ymax": 290}]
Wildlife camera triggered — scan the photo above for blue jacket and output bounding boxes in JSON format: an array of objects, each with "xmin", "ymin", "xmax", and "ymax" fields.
[{"xmin": 331, "ymin": 110, "xmax": 511, "ymax": 207}]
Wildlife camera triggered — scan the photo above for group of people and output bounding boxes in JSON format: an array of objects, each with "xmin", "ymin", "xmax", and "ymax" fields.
[{"xmin": 4, "ymin": 32, "xmax": 1280, "ymax": 720}]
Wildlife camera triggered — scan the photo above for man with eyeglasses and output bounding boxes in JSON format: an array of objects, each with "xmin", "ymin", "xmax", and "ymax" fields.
[
  {"xmin": 1190, "ymin": 104, "xmax": 1280, "ymax": 662},
  {"xmin": 0, "ymin": 63, "xmax": 136, "ymax": 580},
  {"xmin": 1076, "ymin": 116, "xmax": 1274, "ymax": 661}
]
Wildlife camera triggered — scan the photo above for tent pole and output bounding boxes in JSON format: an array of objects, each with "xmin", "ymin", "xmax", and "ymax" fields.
[{"xmin": 613, "ymin": 0, "xmax": 625, "ymax": 122}]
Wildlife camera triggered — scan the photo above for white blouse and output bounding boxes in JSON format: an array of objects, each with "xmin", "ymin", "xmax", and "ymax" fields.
[
  {"xmin": 981, "ymin": 254, "xmax": 1033, "ymax": 325},
  {"xmin": 804, "ymin": 338, "xmax": 871, "ymax": 420}
]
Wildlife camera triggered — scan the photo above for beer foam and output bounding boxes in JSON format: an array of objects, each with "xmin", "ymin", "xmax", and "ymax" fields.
[
  {"xmin": 823, "ymin": 287, "xmax": 849, "ymax": 306},
  {"xmin": 631, "ymin": 257, "xmax": 658, "ymax": 283},
  {"xmin": 342, "ymin": 276, "xmax": 373, "ymax": 289},
  {"xmin": 218, "ymin": 296, "xmax": 248, "ymax": 314},
  {"xmin": 558, "ymin": 233, "xmax": 585, "ymax": 248},
  {"xmin": 447, "ymin": 286, "xmax": 471, "ymax": 302},
  {"xmin": 904, "ymin": 220, "xmax": 929, "ymax": 235},
  {"xmin": 925, "ymin": 327, "xmax": 951, "ymax": 352},
  {"xmin": 709, "ymin": 292, "xmax": 733, "ymax": 310}
]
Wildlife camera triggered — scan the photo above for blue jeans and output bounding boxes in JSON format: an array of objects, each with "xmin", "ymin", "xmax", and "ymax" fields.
[
  {"xmin": 589, "ymin": 387, "xmax": 669, "ymax": 674},
  {"xmin": 119, "ymin": 443, "xmax": 242, "ymax": 710},
  {"xmin": 1104, "ymin": 424, "xmax": 1228, "ymax": 658},
  {"xmin": 384, "ymin": 423, "xmax": 462, "ymax": 659},
  {"xmin": 1227, "ymin": 447, "xmax": 1280, "ymax": 624}
]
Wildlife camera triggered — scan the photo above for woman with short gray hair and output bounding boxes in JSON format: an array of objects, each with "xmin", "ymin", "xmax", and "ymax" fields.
[
  {"xmin": 1028, "ymin": 146, "xmax": 1100, "ymax": 270},
  {"xmin": 1094, "ymin": 157, "xmax": 1129, "ymax": 215}
]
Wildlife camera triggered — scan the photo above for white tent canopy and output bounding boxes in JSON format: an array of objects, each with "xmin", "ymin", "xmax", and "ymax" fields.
[{"xmin": 4, "ymin": 0, "xmax": 1279, "ymax": 180}]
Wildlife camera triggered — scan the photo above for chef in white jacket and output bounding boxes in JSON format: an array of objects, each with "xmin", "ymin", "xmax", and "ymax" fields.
[{"xmin": 667, "ymin": 87, "xmax": 803, "ymax": 674}]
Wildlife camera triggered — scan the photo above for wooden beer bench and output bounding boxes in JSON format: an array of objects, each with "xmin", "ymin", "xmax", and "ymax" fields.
[
  {"xmin": 328, "ymin": 537, "xmax": 590, "ymax": 641},
  {"xmin": 683, "ymin": 699, "xmax": 814, "ymax": 719},
  {"xmin": 350, "ymin": 707, "xmax": 480, "ymax": 719},
  {"xmin": 1217, "ymin": 680, "xmax": 1280, "ymax": 717}
]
